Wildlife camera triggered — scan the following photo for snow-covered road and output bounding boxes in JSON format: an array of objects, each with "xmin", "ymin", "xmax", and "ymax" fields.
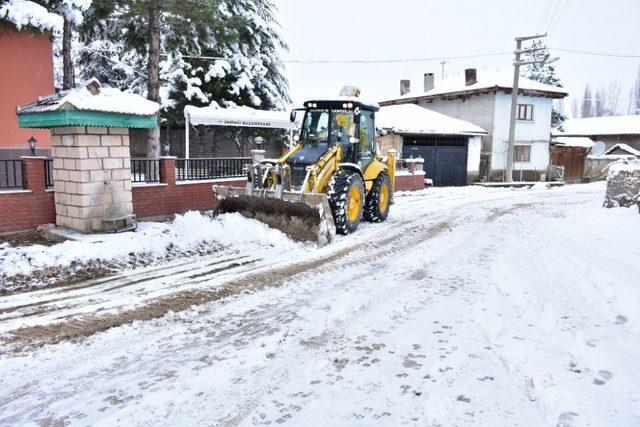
[{"xmin": 1, "ymin": 182, "xmax": 639, "ymax": 426}]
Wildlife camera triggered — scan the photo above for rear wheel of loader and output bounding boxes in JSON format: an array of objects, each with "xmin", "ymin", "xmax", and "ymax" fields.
[
  {"xmin": 364, "ymin": 172, "xmax": 391, "ymax": 222},
  {"xmin": 328, "ymin": 170, "xmax": 365, "ymax": 235}
]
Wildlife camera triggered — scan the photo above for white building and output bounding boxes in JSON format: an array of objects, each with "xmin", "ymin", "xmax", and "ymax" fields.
[
  {"xmin": 376, "ymin": 104, "xmax": 487, "ymax": 186},
  {"xmin": 381, "ymin": 69, "xmax": 567, "ymax": 181}
]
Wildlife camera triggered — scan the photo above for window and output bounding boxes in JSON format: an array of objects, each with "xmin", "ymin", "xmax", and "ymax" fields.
[
  {"xmin": 513, "ymin": 145, "xmax": 531, "ymax": 162},
  {"xmin": 358, "ymin": 111, "xmax": 375, "ymax": 156},
  {"xmin": 517, "ymin": 104, "xmax": 534, "ymax": 121}
]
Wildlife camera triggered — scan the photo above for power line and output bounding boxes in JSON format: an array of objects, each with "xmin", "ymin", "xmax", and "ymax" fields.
[
  {"xmin": 552, "ymin": 47, "xmax": 640, "ymax": 58},
  {"xmin": 544, "ymin": 0, "xmax": 563, "ymax": 32},
  {"xmin": 548, "ymin": 0, "xmax": 569, "ymax": 34},
  {"xmin": 283, "ymin": 51, "xmax": 512, "ymax": 64}
]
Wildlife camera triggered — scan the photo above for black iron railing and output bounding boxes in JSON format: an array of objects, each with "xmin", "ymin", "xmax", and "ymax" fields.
[
  {"xmin": 45, "ymin": 159, "xmax": 54, "ymax": 188},
  {"xmin": 175, "ymin": 157, "xmax": 251, "ymax": 181},
  {"xmin": 0, "ymin": 159, "xmax": 24, "ymax": 190},
  {"xmin": 131, "ymin": 158, "xmax": 162, "ymax": 183}
]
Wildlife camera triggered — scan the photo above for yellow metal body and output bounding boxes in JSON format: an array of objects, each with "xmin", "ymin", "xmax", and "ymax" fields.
[{"xmin": 272, "ymin": 143, "xmax": 395, "ymax": 199}]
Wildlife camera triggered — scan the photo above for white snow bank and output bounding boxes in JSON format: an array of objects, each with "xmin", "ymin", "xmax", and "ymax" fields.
[
  {"xmin": 0, "ymin": 211, "xmax": 301, "ymax": 278},
  {"xmin": 0, "ymin": 0, "xmax": 63, "ymax": 33}
]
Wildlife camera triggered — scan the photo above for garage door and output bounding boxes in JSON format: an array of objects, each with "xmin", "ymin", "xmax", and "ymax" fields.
[{"xmin": 402, "ymin": 135, "xmax": 468, "ymax": 186}]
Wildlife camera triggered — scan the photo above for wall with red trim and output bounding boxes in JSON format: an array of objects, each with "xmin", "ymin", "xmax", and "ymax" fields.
[
  {"xmin": 1, "ymin": 157, "xmax": 426, "ymax": 233},
  {"xmin": 0, "ymin": 157, "xmax": 55, "ymax": 233}
]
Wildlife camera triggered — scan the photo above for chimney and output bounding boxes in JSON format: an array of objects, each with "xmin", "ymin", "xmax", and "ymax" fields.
[
  {"xmin": 465, "ymin": 68, "xmax": 477, "ymax": 86},
  {"xmin": 423, "ymin": 73, "xmax": 434, "ymax": 92},
  {"xmin": 400, "ymin": 79, "xmax": 411, "ymax": 96}
]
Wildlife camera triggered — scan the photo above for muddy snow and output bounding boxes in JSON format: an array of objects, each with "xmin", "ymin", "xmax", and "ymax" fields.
[{"xmin": 0, "ymin": 182, "xmax": 639, "ymax": 426}]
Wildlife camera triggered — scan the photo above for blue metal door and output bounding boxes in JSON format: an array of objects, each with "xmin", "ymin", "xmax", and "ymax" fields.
[{"xmin": 402, "ymin": 135, "xmax": 468, "ymax": 186}]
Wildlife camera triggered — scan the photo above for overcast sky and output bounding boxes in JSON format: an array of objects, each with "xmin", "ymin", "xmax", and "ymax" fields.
[{"xmin": 273, "ymin": 0, "xmax": 640, "ymax": 115}]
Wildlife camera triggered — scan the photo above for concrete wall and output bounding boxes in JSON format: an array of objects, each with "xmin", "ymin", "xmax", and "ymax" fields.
[
  {"xmin": 0, "ymin": 28, "xmax": 55, "ymax": 159},
  {"xmin": 418, "ymin": 94, "xmax": 495, "ymax": 155},
  {"xmin": 491, "ymin": 93, "xmax": 553, "ymax": 174}
]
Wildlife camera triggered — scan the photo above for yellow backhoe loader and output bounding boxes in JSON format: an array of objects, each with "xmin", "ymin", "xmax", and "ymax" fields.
[{"xmin": 213, "ymin": 94, "xmax": 395, "ymax": 246}]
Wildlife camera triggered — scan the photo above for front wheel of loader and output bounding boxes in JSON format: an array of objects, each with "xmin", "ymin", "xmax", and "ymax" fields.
[
  {"xmin": 363, "ymin": 172, "xmax": 392, "ymax": 222},
  {"xmin": 328, "ymin": 170, "xmax": 365, "ymax": 235}
]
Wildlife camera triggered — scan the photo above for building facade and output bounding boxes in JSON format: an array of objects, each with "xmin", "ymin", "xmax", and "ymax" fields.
[
  {"xmin": 0, "ymin": 24, "xmax": 57, "ymax": 159},
  {"xmin": 381, "ymin": 69, "xmax": 567, "ymax": 181}
]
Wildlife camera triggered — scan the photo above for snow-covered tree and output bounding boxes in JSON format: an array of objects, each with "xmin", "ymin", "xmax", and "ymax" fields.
[
  {"xmin": 581, "ymin": 84, "xmax": 594, "ymax": 118},
  {"xmin": 76, "ymin": 0, "xmax": 289, "ymax": 157},
  {"xmin": 32, "ymin": 0, "xmax": 91, "ymax": 88},
  {"xmin": 522, "ymin": 40, "xmax": 565, "ymax": 129}
]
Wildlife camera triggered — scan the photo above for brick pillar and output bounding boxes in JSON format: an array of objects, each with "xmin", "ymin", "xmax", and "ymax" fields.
[
  {"xmin": 51, "ymin": 126, "xmax": 134, "ymax": 232},
  {"xmin": 160, "ymin": 156, "xmax": 176, "ymax": 186},
  {"xmin": 21, "ymin": 156, "xmax": 47, "ymax": 191}
]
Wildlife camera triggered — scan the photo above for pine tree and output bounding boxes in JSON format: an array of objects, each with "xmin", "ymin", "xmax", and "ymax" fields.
[
  {"xmin": 76, "ymin": 0, "xmax": 289, "ymax": 157},
  {"xmin": 522, "ymin": 40, "xmax": 565, "ymax": 129},
  {"xmin": 34, "ymin": 0, "xmax": 92, "ymax": 89}
]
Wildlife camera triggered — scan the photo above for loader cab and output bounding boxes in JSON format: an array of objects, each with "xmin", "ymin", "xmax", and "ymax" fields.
[{"xmin": 295, "ymin": 99, "xmax": 380, "ymax": 167}]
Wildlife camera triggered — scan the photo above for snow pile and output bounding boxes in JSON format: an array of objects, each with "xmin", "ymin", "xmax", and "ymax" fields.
[
  {"xmin": 59, "ymin": 84, "xmax": 160, "ymax": 116},
  {"xmin": 604, "ymin": 158, "xmax": 640, "ymax": 208},
  {"xmin": 0, "ymin": 211, "xmax": 301, "ymax": 278},
  {"xmin": 0, "ymin": 0, "xmax": 63, "ymax": 33},
  {"xmin": 17, "ymin": 79, "xmax": 159, "ymax": 117},
  {"xmin": 377, "ymin": 104, "xmax": 486, "ymax": 136}
]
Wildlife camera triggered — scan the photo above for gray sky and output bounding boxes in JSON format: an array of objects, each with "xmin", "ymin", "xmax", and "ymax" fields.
[{"xmin": 274, "ymin": 0, "xmax": 640, "ymax": 115}]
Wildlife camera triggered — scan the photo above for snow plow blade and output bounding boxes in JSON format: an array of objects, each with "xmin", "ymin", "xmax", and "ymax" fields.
[{"xmin": 213, "ymin": 185, "xmax": 336, "ymax": 247}]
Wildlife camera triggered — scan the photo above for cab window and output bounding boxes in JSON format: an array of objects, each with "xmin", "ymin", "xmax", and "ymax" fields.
[{"xmin": 359, "ymin": 111, "xmax": 375, "ymax": 156}]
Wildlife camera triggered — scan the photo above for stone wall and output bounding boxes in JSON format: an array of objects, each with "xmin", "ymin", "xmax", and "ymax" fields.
[{"xmin": 51, "ymin": 126, "xmax": 133, "ymax": 232}]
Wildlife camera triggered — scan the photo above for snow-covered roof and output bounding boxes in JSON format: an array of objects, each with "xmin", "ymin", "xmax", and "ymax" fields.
[
  {"xmin": 559, "ymin": 115, "xmax": 640, "ymax": 136},
  {"xmin": 184, "ymin": 105, "xmax": 294, "ymax": 129},
  {"xmin": 0, "ymin": 0, "xmax": 63, "ymax": 33},
  {"xmin": 604, "ymin": 143, "xmax": 640, "ymax": 156},
  {"xmin": 552, "ymin": 136, "xmax": 595, "ymax": 148},
  {"xmin": 381, "ymin": 71, "xmax": 567, "ymax": 105},
  {"xmin": 377, "ymin": 104, "xmax": 487, "ymax": 136},
  {"xmin": 17, "ymin": 79, "xmax": 160, "ymax": 116}
]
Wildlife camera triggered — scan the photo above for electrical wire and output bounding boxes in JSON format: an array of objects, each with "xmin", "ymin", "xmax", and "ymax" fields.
[{"xmin": 552, "ymin": 48, "xmax": 640, "ymax": 58}]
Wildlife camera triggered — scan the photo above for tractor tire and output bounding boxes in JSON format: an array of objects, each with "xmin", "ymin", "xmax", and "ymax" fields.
[
  {"xmin": 328, "ymin": 169, "xmax": 365, "ymax": 235},
  {"xmin": 363, "ymin": 172, "xmax": 392, "ymax": 222}
]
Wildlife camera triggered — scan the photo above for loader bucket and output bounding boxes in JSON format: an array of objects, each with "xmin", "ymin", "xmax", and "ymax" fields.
[{"xmin": 213, "ymin": 185, "xmax": 336, "ymax": 247}]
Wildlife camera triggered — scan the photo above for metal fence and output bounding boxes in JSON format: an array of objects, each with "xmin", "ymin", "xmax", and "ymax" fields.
[
  {"xmin": 45, "ymin": 159, "xmax": 54, "ymax": 188},
  {"xmin": 0, "ymin": 159, "xmax": 24, "ymax": 190},
  {"xmin": 175, "ymin": 157, "xmax": 251, "ymax": 181},
  {"xmin": 131, "ymin": 158, "xmax": 162, "ymax": 183}
]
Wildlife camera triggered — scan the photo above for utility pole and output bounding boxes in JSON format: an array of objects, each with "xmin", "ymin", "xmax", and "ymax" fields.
[
  {"xmin": 505, "ymin": 33, "xmax": 547, "ymax": 182},
  {"xmin": 440, "ymin": 60, "xmax": 448, "ymax": 79}
]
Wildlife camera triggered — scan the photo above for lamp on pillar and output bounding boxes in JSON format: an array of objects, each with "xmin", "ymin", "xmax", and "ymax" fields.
[
  {"xmin": 162, "ymin": 141, "xmax": 170, "ymax": 156},
  {"xmin": 28, "ymin": 136, "xmax": 37, "ymax": 156}
]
